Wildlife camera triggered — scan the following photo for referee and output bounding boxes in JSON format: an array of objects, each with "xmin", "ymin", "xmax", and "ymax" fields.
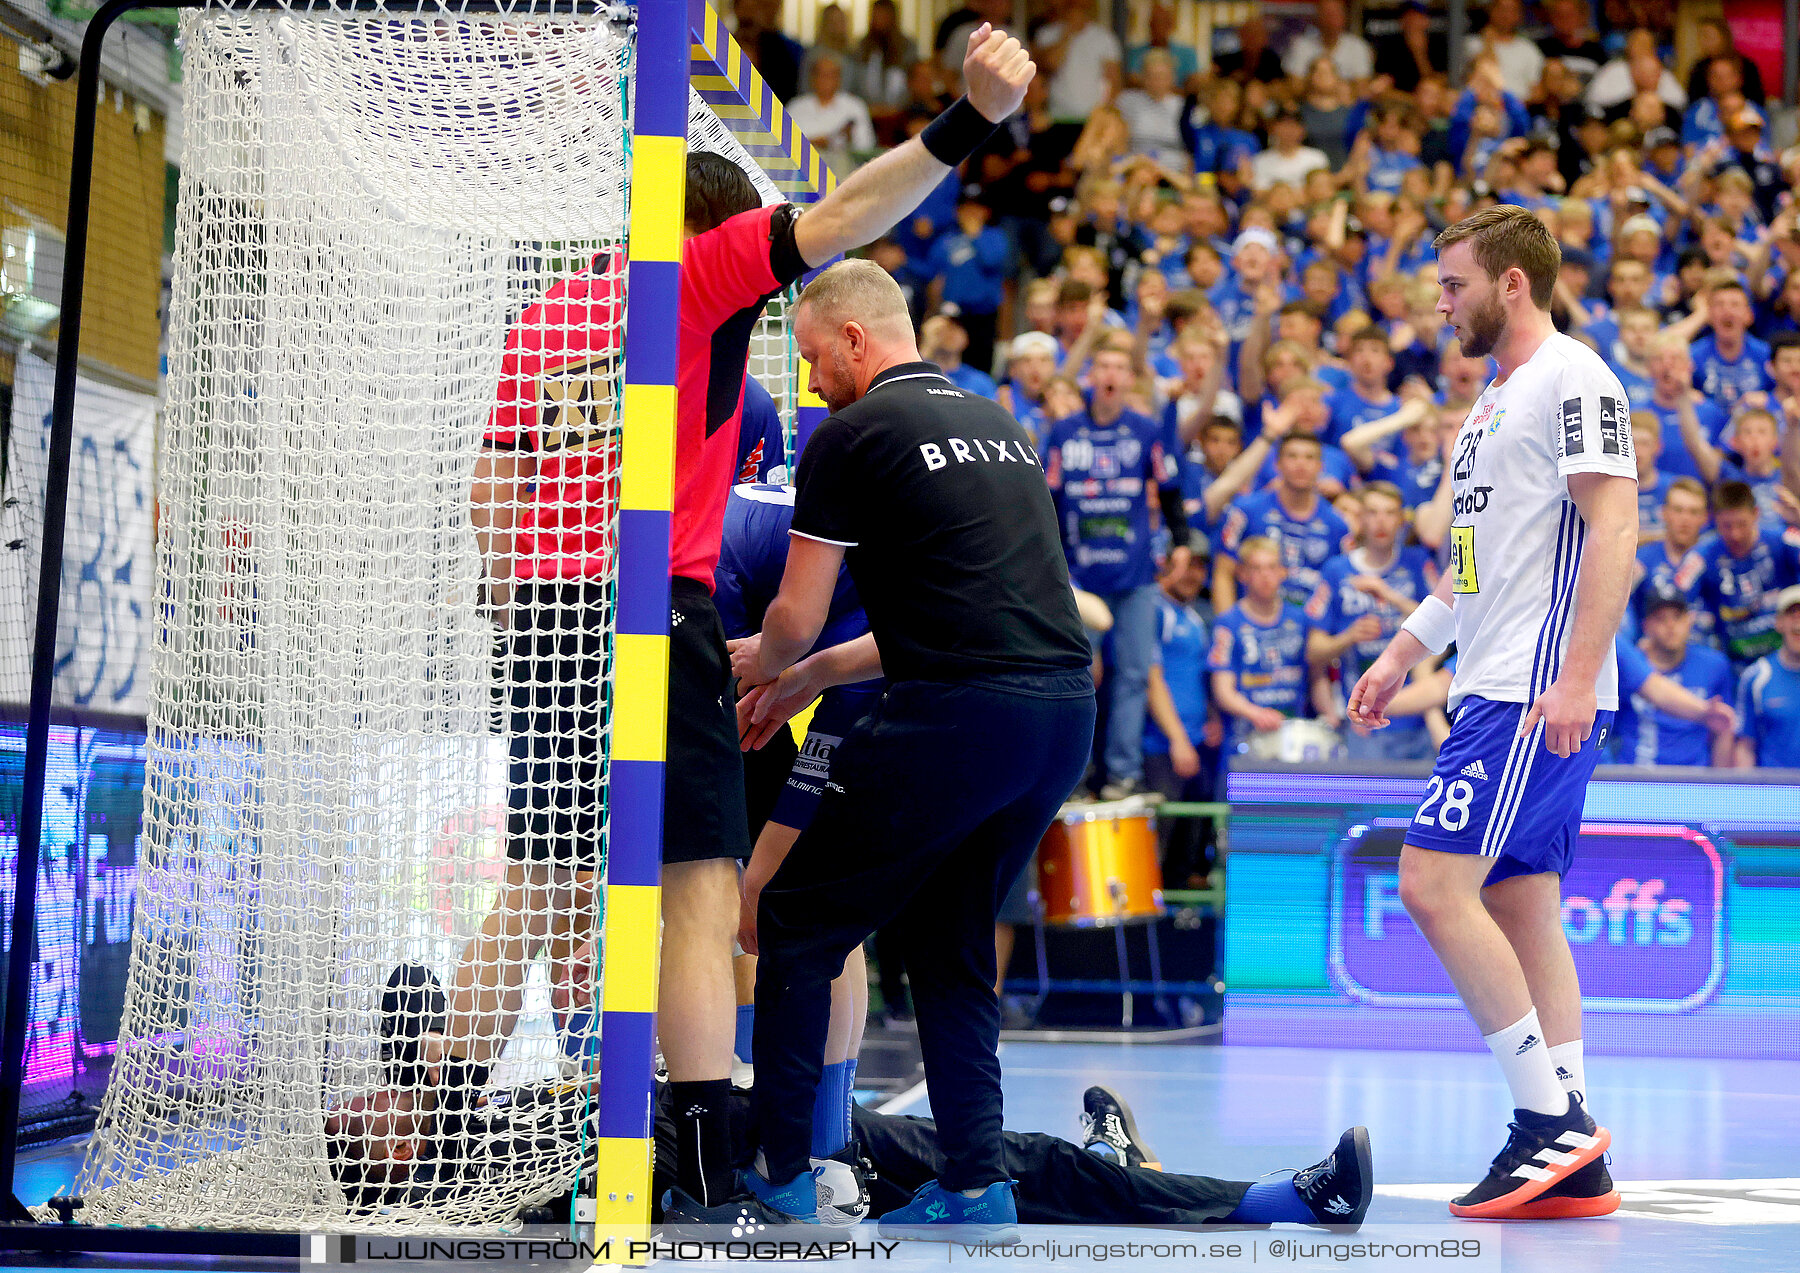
[{"xmin": 731, "ymin": 259, "xmax": 1096, "ymax": 1241}]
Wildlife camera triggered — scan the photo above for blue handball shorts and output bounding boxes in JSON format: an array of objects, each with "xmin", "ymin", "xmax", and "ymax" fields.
[
  {"xmin": 766, "ymin": 682, "xmax": 884, "ymax": 832},
  {"xmin": 1406, "ymin": 695, "xmax": 1614, "ymax": 884}
]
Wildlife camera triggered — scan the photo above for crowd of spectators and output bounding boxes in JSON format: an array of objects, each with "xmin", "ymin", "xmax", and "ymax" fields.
[{"xmin": 735, "ymin": 0, "xmax": 1800, "ymax": 811}]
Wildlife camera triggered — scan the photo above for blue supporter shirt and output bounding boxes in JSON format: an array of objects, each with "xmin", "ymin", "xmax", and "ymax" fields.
[
  {"xmin": 1365, "ymin": 147, "xmax": 1423, "ymax": 194},
  {"xmin": 1325, "ymin": 384, "xmax": 1399, "ymax": 447},
  {"xmin": 1684, "ymin": 528, "xmax": 1800, "ymax": 668},
  {"xmin": 942, "ymin": 362, "xmax": 999, "ymax": 400},
  {"xmin": 1219, "ymin": 489, "xmax": 1352, "ymax": 608},
  {"xmin": 1186, "ymin": 120, "xmax": 1260, "ymax": 177},
  {"xmin": 1006, "ymin": 380, "xmax": 1050, "ymax": 451},
  {"xmin": 1369, "ymin": 442, "xmax": 1445, "ymax": 508},
  {"xmin": 1614, "ymin": 361, "xmax": 1655, "ymax": 407},
  {"xmin": 889, "ymin": 170, "xmax": 961, "ymax": 275},
  {"xmin": 1644, "ymin": 398, "xmax": 1729, "ymax": 481},
  {"xmin": 1584, "ymin": 313, "xmax": 1622, "ymax": 364},
  {"xmin": 1207, "ymin": 602, "xmax": 1315, "ymax": 740},
  {"xmin": 1680, "ymin": 98, "xmax": 1728, "ymax": 150},
  {"xmin": 1315, "ymin": 363, "xmax": 1353, "ymax": 395},
  {"xmin": 1615, "ymin": 633, "xmax": 1653, "ymax": 702},
  {"xmin": 1691, "ymin": 333, "xmax": 1773, "ymax": 410},
  {"xmin": 1634, "ymin": 539, "xmax": 1702, "ymax": 620},
  {"xmin": 1615, "ymin": 639, "xmax": 1734, "ymax": 766},
  {"xmin": 713, "ymin": 484, "xmax": 870, "ymax": 662},
  {"xmin": 735, "ymin": 375, "xmax": 788, "ymax": 484},
  {"xmin": 929, "ymin": 226, "xmax": 1011, "ymax": 317},
  {"xmin": 1208, "ymin": 276, "xmax": 1261, "ymax": 349},
  {"xmin": 1043, "ymin": 408, "xmax": 1183, "ymax": 595},
  {"xmin": 1635, "ymin": 469, "xmax": 1668, "ymax": 538},
  {"xmin": 1144, "ymin": 591, "xmax": 1210, "ymax": 756},
  {"xmin": 1737, "ymin": 653, "xmax": 1800, "ymax": 768},
  {"xmin": 1305, "ymin": 546, "xmax": 1437, "ymax": 733}
]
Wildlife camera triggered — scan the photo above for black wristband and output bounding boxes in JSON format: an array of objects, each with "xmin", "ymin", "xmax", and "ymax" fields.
[{"xmin": 920, "ymin": 95, "xmax": 1000, "ymax": 167}]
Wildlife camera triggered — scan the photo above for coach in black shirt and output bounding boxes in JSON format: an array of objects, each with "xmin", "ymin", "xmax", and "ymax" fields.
[{"xmin": 730, "ymin": 258, "xmax": 1095, "ymax": 1236}]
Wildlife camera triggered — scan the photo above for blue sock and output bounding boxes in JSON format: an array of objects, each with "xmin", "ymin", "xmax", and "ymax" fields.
[
  {"xmin": 811, "ymin": 1061, "xmax": 849, "ymax": 1158},
  {"xmin": 842, "ymin": 1057, "xmax": 859, "ymax": 1147},
  {"xmin": 734, "ymin": 1004, "xmax": 755, "ymax": 1065},
  {"xmin": 1226, "ymin": 1179, "xmax": 1315, "ymax": 1224}
]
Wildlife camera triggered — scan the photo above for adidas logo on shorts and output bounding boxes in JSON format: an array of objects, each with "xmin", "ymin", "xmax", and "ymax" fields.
[{"xmin": 1460, "ymin": 760, "xmax": 1489, "ymax": 781}]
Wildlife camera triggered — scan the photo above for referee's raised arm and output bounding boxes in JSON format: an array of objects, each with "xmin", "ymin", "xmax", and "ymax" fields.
[{"xmin": 790, "ymin": 23, "xmax": 1035, "ymax": 269}]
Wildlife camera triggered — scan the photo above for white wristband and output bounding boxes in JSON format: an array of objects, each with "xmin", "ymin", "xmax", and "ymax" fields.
[{"xmin": 1400, "ymin": 594, "xmax": 1456, "ymax": 655}]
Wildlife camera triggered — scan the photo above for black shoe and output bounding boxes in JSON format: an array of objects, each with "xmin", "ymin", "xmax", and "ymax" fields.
[
  {"xmin": 1449, "ymin": 1097, "xmax": 1609, "ymax": 1219},
  {"xmin": 380, "ymin": 962, "xmax": 445, "ymax": 1089},
  {"xmin": 1080, "ymin": 1085, "xmax": 1160, "ymax": 1169},
  {"xmin": 660, "ymin": 1185, "xmax": 823, "ymax": 1237},
  {"xmin": 1293, "ymin": 1127, "xmax": 1373, "ymax": 1229}
]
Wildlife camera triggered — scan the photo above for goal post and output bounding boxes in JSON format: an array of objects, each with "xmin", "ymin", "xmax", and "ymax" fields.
[
  {"xmin": 594, "ymin": 0, "xmax": 684, "ymax": 1242},
  {"xmin": 1, "ymin": 0, "xmax": 837, "ymax": 1250}
]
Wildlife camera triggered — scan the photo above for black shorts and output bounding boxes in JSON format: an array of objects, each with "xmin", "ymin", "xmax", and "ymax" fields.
[{"xmin": 504, "ymin": 577, "xmax": 752, "ymax": 868}]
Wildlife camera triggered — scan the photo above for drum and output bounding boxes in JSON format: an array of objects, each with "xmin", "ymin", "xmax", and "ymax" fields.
[
  {"xmin": 1036, "ymin": 797, "xmax": 1165, "ymax": 927},
  {"xmin": 1243, "ymin": 718, "xmax": 1346, "ymax": 764}
]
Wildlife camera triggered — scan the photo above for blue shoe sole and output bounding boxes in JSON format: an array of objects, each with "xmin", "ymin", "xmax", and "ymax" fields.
[{"xmin": 877, "ymin": 1220, "xmax": 1021, "ymax": 1244}]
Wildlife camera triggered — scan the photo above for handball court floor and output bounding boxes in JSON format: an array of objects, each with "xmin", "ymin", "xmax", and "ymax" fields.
[{"xmin": 5, "ymin": 1040, "xmax": 1796, "ymax": 1272}]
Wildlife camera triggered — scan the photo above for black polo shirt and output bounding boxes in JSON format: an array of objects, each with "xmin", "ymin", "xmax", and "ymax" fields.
[{"xmin": 791, "ymin": 362, "xmax": 1092, "ymax": 682}]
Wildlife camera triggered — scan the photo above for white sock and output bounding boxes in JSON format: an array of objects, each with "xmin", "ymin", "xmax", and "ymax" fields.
[
  {"xmin": 1549, "ymin": 1040, "xmax": 1586, "ymax": 1107},
  {"xmin": 1483, "ymin": 1009, "xmax": 1569, "ymax": 1116}
]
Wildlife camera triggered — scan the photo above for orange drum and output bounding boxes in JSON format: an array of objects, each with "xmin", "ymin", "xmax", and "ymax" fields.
[{"xmin": 1036, "ymin": 798, "xmax": 1165, "ymax": 927}]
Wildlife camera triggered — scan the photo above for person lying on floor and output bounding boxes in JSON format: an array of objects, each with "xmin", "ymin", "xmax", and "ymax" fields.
[{"xmin": 327, "ymin": 1073, "xmax": 1372, "ymax": 1237}]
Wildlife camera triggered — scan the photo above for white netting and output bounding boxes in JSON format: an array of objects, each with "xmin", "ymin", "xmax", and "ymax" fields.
[{"xmin": 62, "ymin": 1, "xmax": 802, "ymax": 1233}]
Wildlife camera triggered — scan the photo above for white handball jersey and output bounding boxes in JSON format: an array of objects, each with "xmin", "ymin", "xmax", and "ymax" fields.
[{"xmin": 1445, "ymin": 332, "xmax": 1636, "ymax": 712}]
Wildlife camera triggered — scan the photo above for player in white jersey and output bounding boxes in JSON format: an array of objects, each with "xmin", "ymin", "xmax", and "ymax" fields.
[{"xmin": 1348, "ymin": 207, "xmax": 1639, "ymax": 1222}]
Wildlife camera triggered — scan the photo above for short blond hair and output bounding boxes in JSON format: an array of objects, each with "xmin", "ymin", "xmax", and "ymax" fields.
[
  {"xmin": 1647, "ymin": 330, "xmax": 1692, "ymax": 359},
  {"xmin": 796, "ymin": 258, "xmax": 911, "ymax": 336},
  {"xmin": 1237, "ymin": 535, "xmax": 1284, "ymax": 566},
  {"xmin": 1666, "ymin": 476, "xmax": 1708, "ymax": 507}
]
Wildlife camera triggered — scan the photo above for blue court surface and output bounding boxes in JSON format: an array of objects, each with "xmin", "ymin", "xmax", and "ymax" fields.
[
  {"xmin": 982, "ymin": 1039, "xmax": 1800, "ymax": 1273},
  {"xmin": 4, "ymin": 1039, "xmax": 1794, "ymax": 1272}
]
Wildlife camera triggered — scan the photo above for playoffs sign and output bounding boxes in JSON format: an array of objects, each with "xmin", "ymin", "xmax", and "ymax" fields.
[{"xmin": 1331, "ymin": 823, "xmax": 1725, "ymax": 1011}]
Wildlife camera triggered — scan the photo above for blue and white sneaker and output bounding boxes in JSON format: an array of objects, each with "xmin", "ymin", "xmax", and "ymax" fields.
[
  {"xmin": 877, "ymin": 1178, "xmax": 1020, "ymax": 1244},
  {"xmin": 743, "ymin": 1156, "xmax": 820, "ymax": 1222}
]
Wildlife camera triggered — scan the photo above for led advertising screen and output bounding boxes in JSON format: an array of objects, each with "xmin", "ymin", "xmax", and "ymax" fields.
[
  {"xmin": 0, "ymin": 718, "xmax": 143, "ymax": 1140},
  {"xmin": 1224, "ymin": 764, "xmax": 1800, "ymax": 1058}
]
